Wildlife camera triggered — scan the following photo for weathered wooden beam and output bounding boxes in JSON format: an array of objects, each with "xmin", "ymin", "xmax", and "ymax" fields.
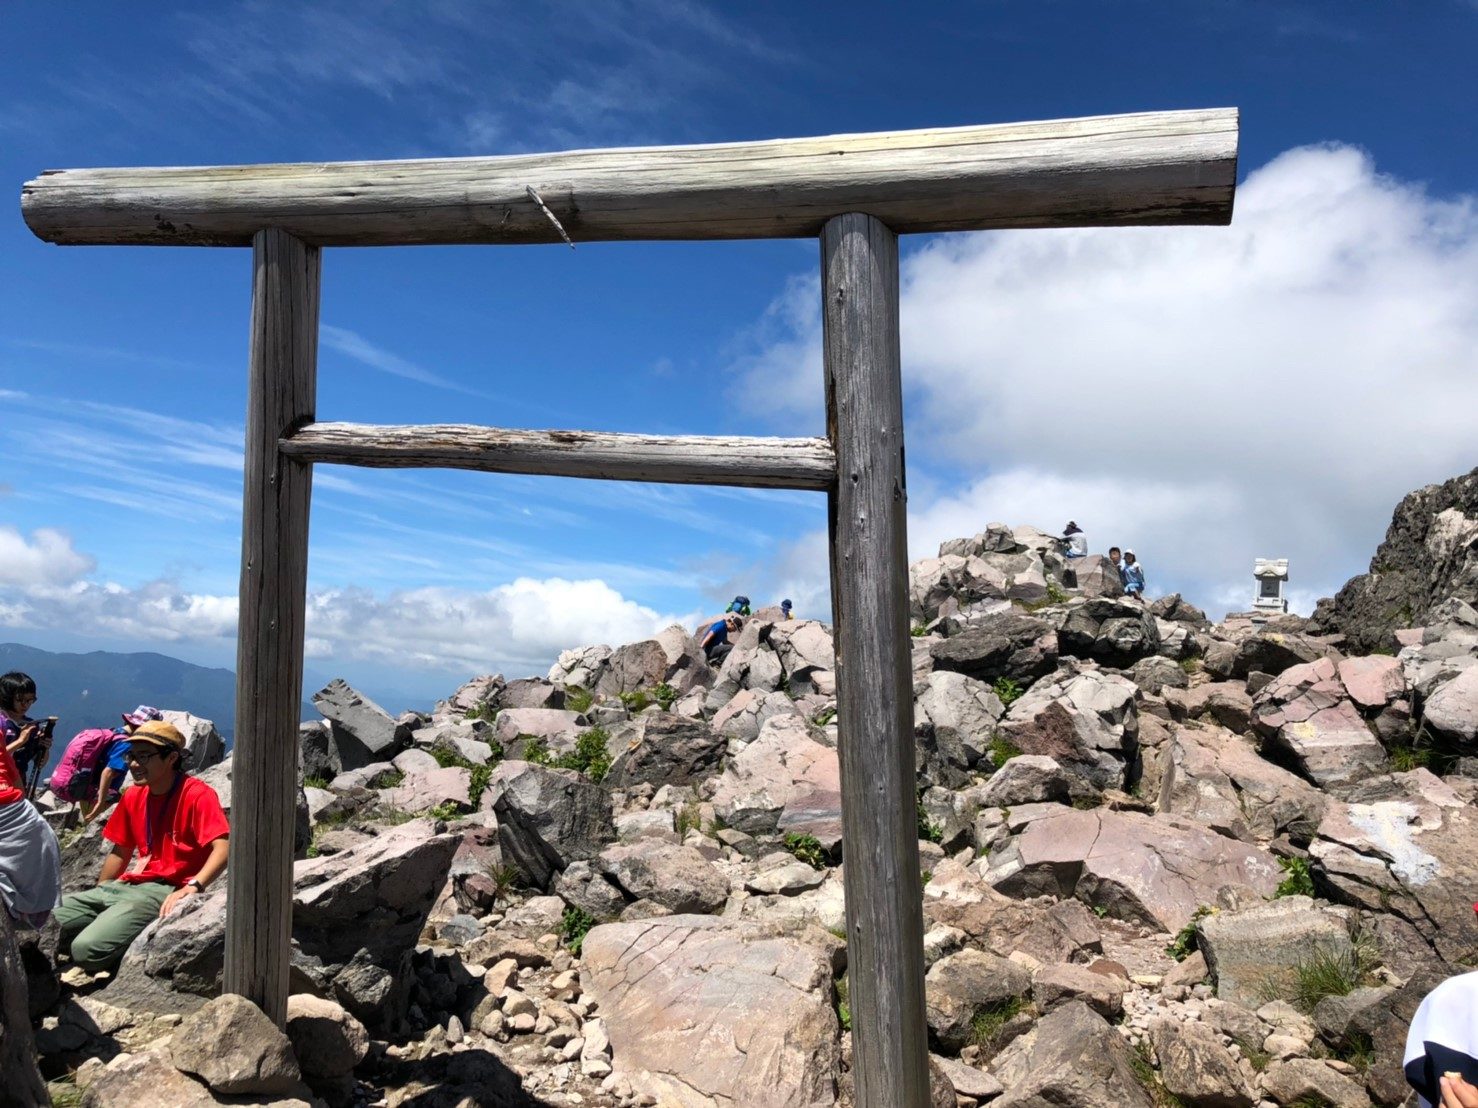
[
  {"xmin": 22, "ymin": 108, "xmax": 1237, "ymax": 247},
  {"xmin": 823, "ymin": 213, "xmax": 930, "ymax": 1106},
  {"xmin": 224, "ymin": 229, "xmax": 319, "ymax": 1027},
  {"xmin": 280, "ymin": 423, "xmax": 837, "ymax": 491}
]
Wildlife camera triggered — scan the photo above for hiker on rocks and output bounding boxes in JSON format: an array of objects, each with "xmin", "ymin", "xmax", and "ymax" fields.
[
  {"xmin": 780, "ymin": 599, "xmax": 794, "ymax": 620},
  {"xmin": 55, "ymin": 720, "xmax": 229, "ymax": 973},
  {"xmin": 1108, "ymin": 546, "xmax": 1124, "ymax": 579},
  {"xmin": 726, "ymin": 595, "xmax": 752, "ymax": 617},
  {"xmin": 701, "ymin": 613, "xmax": 743, "ymax": 666},
  {"xmin": 1122, "ymin": 549, "xmax": 1146, "ymax": 597},
  {"xmin": 1059, "ymin": 521, "xmax": 1087, "ymax": 559},
  {"xmin": 1, "ymin": 671, "xmax": 52, "ymax": 796},
  {"xmin": 49, "ymin": 705, "xmax": 164, "ymax": 824},
  {"xmin": 0, "ymin": 675, "xmax": 61, "ymax": 926}
]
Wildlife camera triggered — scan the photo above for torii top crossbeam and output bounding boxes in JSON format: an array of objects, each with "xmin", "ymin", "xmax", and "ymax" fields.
[
  {"xmin": 21, "ymin": 107, "xmax": 1237, "ymax": 1108},
  {"xmin": 23, "ymin": 108, "xmax": 1235, "ymax": 246}
]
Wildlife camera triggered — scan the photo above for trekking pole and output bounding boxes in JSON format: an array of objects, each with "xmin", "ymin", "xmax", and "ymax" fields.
[{"xmin": 24, "ymin": 717, "xmax": 56, "ymax": 801}]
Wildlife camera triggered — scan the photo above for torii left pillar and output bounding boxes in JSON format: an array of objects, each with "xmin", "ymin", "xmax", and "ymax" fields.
[{"xmin": 224, "ymin": 228, "xmax": 320, "ymax": 1025}]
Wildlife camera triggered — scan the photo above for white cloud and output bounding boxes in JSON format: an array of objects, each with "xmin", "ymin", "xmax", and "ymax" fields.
[
  {"xmin": 733, "ymin": 145, "xmax": 1478, "ymax": 615},
  {"xmin": 0, "ymin": 527, "xmax": 95, "ymax": 588}
]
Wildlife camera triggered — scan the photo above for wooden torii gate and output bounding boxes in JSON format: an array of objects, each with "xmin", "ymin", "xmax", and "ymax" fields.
[{"xmin": 22, "ymin": 108, "xmax": 1237, "ymax": 1107}]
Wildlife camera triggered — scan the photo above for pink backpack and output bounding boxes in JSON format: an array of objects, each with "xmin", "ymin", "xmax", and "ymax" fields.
[{"xmin": 49, "ymin": 729, "xmax": 122, "ymax": 802}]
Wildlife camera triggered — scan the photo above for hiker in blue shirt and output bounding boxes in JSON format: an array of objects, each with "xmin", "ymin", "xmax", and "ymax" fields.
[
  {"xmin": 1122, "ymin": 549, "xmax": 1146, "ymax": 597},
  {"xmin": 701, "ymin": 613, "xmax": 742, "ymax": 665}
]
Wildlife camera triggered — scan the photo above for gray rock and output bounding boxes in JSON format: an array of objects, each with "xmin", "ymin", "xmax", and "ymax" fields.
[
  {"xmin": 1150, "ymin": 1017, "xmax": 1256, "ymax": 1107},
  {"xmin": 924, "ymin": 948, "xmax": 1031, "ymax": 1052},
  {"xmin": 995, "ymin": 669, "xmax": 1139, "ymax": 791},
  {"xmin": 488, "ymin": 761, "xmax": 615, "ymax": 890},
  {"xmin": 169, "ymin": 993, "xmax": 303, "ymax": 1096},
  {"xmin": 604, "ymin": 712, "xmax": 726, "ymax": 789},
  {"xmin": 82, "ymin": 1051, "xmax": 222, "ymax": 1107},
  {"xmin": 596, "ymin": 639, "xmax": 670, "ymax": 697},
  {"xmin": 1130, "ymin": 654, "xmax": 1191, "ymax": 695},
  {"xmin": 497, "ymin": 677, "xmax": 566, "ymax": 710},
  {"xmin": 299, "ymin": 720, "xmax": 339, "ymax": 781},
  {"xmin": 161, "ymin": 710, "xmax": 226, "ymax": 773},
  {"xmin": 598, "ymin": 841, "xmax": 730, "ymax": 915},
  {"xmin": 285, "ymin": 993, "xmax": 370, "ymax": 1080},
  {"xmin": 1253, "ymin": 658, "xmax": 1386, "ymax": 787},
  {"xmin": 0, "ymin": 912, "xmax": 47, "ymax": 1107},
  {"xmin": 1058, "ymin": 598, "xmax": 1161, "ymax": 666},
  {"xmin": 553, "ymin": 860, "xmax": 628, "ymax": 921},
  {"xmin": 929, "ymin": 612, "xmax": 1059, "ymax": 686},
  {"xmin": 1310, "ymin": 467, "xmax": 1478, "ymax": 653},
  {"xmin": 989, "ymin": 1001, "xmax": 1154, "ymax": 1108},
  {"xmin": 709, "ymin": 715, "xmax": 838, "ymax": 836},
  {"xmin": 978, "ymin": 754, "xmax": 1075, "ymax": 807},
  {"xmin": 1198, "ymin": 897, "xmax": 1354, "ymax": 1010},
  {"xmin": 312, "ymin": 678, "xmax": 410, "ymax": 771},
  {"xmin": 1232, "ymin": 629, "xmax": 1334, "ymax": 680},
  {"xmin": 914, "ymin": 670, "xmax": 1006, "ymax": 787},
  {"xmin": 1425, "ymin": 665, "xmax": 1478, "ymax": 747},
  {"xmin": 1157, "ymin": 726, "xmax": 1326, "ymax": 843},
  {"xmin": 1031, "ymin": 961, "xmax": 1127, "ymax": 1018},
  {"xmin": 581, "ymin": 915, "xmax": 840, "ymax": 1108},
  {"xmin": 1258, "ymin": 1057, "xmax": 1373, "ymax": 1107},
  {"xmin": 548, "ymin": 644, "xmax": 613, "ymax": 692}
]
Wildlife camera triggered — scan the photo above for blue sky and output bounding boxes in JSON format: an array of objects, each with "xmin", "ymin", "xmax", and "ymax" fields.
[{"xmin": 2, "ymin": 1, "xmax": 1476, "ymax": 712}]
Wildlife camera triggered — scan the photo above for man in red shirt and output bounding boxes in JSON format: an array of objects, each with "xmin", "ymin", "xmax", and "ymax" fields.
[{"xmin": 55, "ymin": 720, "xmax": 229, "ymax": 972}]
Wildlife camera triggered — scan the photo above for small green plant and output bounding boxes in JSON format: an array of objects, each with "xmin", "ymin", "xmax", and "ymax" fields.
[
  {"xmin": 987, "ymin": 733, "xmax": 1022, "ymax": 768},
  {"xmin": 910, "ymin": 624, "xmax": 930, "ymax": 637},
  {"xmin": 560, "ymin": 906, "xmax": 598, "ymax": 955},
  {"xmin": 1274, "ymin": 856, "xmax": 1316, "ymax": 899},
  {"xmin": 1130, "ymin": 1039, "xmax": 1186, "ymax": 1108},
  {"xmin": 468, "ymin": 763, "xmax": 494, "ymax": 808},
  {"xmin": 653, "ymin": 682, "xmax": 679, "ymax": 710},
  {"xmin": 1070, "ymin": 795, "xmax": 1101, "ymax": 811},
  {"xmin": 46, "ymin": 1081, "xmax": 85, "ymax": 1108},
  {"xmin": 427, "ymin": 800, "xmax": 463, "ymax": 822},
  {"xmin": 546, "ymin": 727, "xmax": 612, "ymax": 781},
  {"xmin": 1288, "ymin": 1096, "xmax": 1335, "ymax": 1108},
  {"xmin": 372, "ymin": 768, "xmax": 405, "ymax": 789},
  {"xmin": 1045, "ymin": 581, "xmax": 1068, "ymax": 605},
  {"xmin": 303, "ymin": 774, "xmax": 330, "ymax": 790},
  {"xmin": 1166, "ymin": 906, "xmax": 1214, "ymax": 962},
  {"xmin": 1388, "ymin": 744, "xmax": 1430, "ymax": 772},
  {"xmin": 487, "ymin": 862, "xmax": 521, "ymax": 904},
  {"xmin": 992, "ymin": 677, "xmax": 1023, "ymax": 707},
  {"xmin": 812, "ymin": 706, "xmax": 837, "ymax": 727},
  {"xmin": 675, "ymin": 801, "xmax": 703, "ymax": 839},
  {"xmin": 521, "ymin": 737, "xmax": 552, "ymax": 764},
  {"xmin": 1286, "ymin": 939, "xmax": 1380, "ymax": 1013},
  {"xmin": 1234, "ymin": 1036, "xmax": 1271, "ymax": 1072},
  {"xmin": 1178, "ymin": 656, "xmax": 1202, "ymax": 675},
  {"xmin": 920, "ymin": 869, "xmax": 932, "ymax": 887},
  {"xmin": 618, "ymin": 689, "xmax": 652, "ymax": 712},
  {"xmin": 1334, "ymin": 1030, "xmax": 1375, "ymax": 1074},
  {"xmin": 835, "ymin": 974, "xmax": 852, "ymax": 1032},
  {"xmin": 784, "ymin": 832, "xmax": 828, "ymax": 869},
  {"xmin": 969, "ymin": 997, "xmax": 1026, "ymax": 1053},
  {"xmin": 917, "ymin": 802, "xmax": 943, "ymax": 844},
  {"xmin": 375, "ymin": 806, "xmax": 419, "ymax": 826},
  {"xmin": 463, "ymin": 702, "xmax": 498, "ymax": 723},
  {"xmin": 1091, "ymin": 905, "xmax": 1108, "ymax": 918},
  {"xmin": 563, "ymin": 686, "xmax": 594, "ymax": 713}
]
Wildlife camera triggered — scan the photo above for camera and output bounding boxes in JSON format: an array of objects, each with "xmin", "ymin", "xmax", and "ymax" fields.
[{"xmin": 33, "ymin": 716, "xmax": 57, "ymax": 741}]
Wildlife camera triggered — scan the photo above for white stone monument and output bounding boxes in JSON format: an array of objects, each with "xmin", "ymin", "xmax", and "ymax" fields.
[{"xmin": 1253, "ymin": 558, "xmax": 1289, "ymax": 613}]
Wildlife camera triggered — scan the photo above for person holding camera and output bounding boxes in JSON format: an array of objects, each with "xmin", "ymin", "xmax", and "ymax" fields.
[{"xmin": 0, "ymin": 672, "xmax": 62, "ymax": 925}]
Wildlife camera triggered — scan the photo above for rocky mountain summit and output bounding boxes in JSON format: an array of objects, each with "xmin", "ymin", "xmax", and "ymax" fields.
[{"xmin": 8, "ymin": 503, "xmax": 1478, "ymax": 1107}]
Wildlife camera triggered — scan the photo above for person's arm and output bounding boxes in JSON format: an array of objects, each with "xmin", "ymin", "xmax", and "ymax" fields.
[
  {"xmin": 97, "ymin": 844, "xmax": 131, "ymax": 885},
  {"xmin": 82, "ymin": 765, "xmax": 117, "ymax": 823},
  {"xmin": 6, "ymin": 723, "xmax": 37, "ymax": 756},
  {"xmin": 159, "ymin": 835, "xmax": 229, "ymax": 918}
]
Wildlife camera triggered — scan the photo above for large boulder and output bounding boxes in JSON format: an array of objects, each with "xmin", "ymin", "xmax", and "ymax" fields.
[
  {"xmin": 922, "ymin": 859, "xmax": 1104, "ymax": 967},
  {"xmin": 168, "ymin": 993, "xmax": 303, "ymax": 1096},
  {"xmin": 1423, "ymin": 665, "xmax": 1478, "ymax": 748},
  {"xmin": 604, "ymin": 712, "xmax": 726, "ymax": 788},
  {"xmin": 1231, "ymin": 629, "xmax": 1334, "ymax": 680},
  {"xmin": 1073, "ymin": 554, "xmax": 1126, "ymax": 599},
  {"xmin": 597, "ymin": 841, "xmax": 729, "ymax": 915},
  {"xmin": 581, "ymin": 916, "xmax": 840, "ymax": 1108},
  {"xmin": 1310, "ymin": 466, "xmax": 1478, "ymax": 652},
  {"xmin": 488, "ymin": 761, "xmax": 615, "ymax": 890},
  {"xmin": 989, "ymin": 1001, "xmax": 1154, "ymax": 1108},
  {"xmin": 914, "ymin": 670, "xmax": 1005, "ymax": 788},
  {"xmin": 548, "ymin": 644, "xmax": 613, "ymax": 692},
  {"xmin": 1057, "ymin": 598, "xmax": 1161, "ymax": 667},
  {"xmin": 983, "ymin": 806, "xmax": 1281, "ymax": 932},
  {"xmin": 100, "ymin": 821, "xmax": 459, "ymax": 1032},
  {"xmin": 284, "ymin": 994, "xmax": 369, "ymax": 1081},
  {"xmin": 767, "ymin": 620, "xmax": 835, "ymax": 695},
  {"xmin": 161, "ymin": 710, "xmax": 226, "ymax": 773},
  {"xmin": 1157, "ymin": 725, "xmax": 1327, "ymax": 843},
  {"xmin": 1198, "ymin": 896, "xmax": 1355, "ymax": 1010},
  {"xmin": 596, "ymin": 639, "xmax": 670, "ymax": 697},
  {"xmin": 312, "ymin": 679, "xmax": 410, "ymax": 772},
  {"xmin": 81, "ymin": 1051, "xmax": 221, "ymax": 1108},
  {"xmin": 1310, "ymin": 770, "xmax": 1478, "ymax": 964},
  {"xmin": 929, "ymin": 612, "xmax": 1059, "ymax": 686},
  {"xmin": 1253, "ymin": 658, "xmax": 1386, "ymax": 787},
  {"xmin": 0, "ymin": 912, "xmax": 47, "ymax": 1108},
  {"xmin": 910, "ymin": 552, "xmax": 1047, "ymax": 622},
  {"xmin": 995, "ymin": 669, "xmax": 1139, "ymax": 791},
  {"xmin": 1149, "ymin": 1018, "xmax": 1257, "ymax": 1108},
  {"xmin": 708, "ymin": 715, "xmax": 839, "ymax": 837},
  {"xmin": 924, "ymin": 948, "xmax": 1032, "ymax": 1052}
]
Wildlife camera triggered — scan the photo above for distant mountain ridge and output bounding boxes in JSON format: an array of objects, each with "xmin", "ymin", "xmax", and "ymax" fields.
[{"xmin": 0, "ymin": 642, "xmax": 237, "ymax": 772}]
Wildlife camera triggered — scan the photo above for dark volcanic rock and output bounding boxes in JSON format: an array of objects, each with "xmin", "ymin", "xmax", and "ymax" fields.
[
  {"xmin": 1311, "ymin": 466, "xmax": 1478, "ymax": 652},
  {"xmin": 929, "ymin": 613, "xmax": 1058, "ymax": 686}
]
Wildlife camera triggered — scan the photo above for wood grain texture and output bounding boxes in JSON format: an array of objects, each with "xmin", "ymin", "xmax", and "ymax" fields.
[
  {"xmin": 22, "ymin": 108, "xmax": 1237, "ymax": 246},
  {"xmin": 223, "ymin": 229, "xmax": 319, "ymax": 1027},
  {"xmin": 823, "ymin": 213, "xmax": 930, "ymax": 1107},
  {"xmin": 280, "ymin": 423, "xmax": 837, "ymax": 491}
]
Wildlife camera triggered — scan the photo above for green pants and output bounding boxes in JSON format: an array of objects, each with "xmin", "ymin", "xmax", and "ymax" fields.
[{"xmin": 56, "ymin": 880, "xmax": 173, "ymax": 972}]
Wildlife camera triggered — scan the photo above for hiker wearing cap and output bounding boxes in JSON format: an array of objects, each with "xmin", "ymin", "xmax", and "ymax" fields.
[
  {"xmin": 701, "ymin": 613, "xmax": 743, "ymax": 665},
  {"xmin": 779, "ymin": 599, "xmax": 794, "ymax": 621},
  {"xmin": 1122, "ymin": 550, "xmax": 1146, "ymax": 598},
  {"xmin": 0, "ymin": 673, "xmax": 61, "ymax": 925},
  {"xmin": 55, "ymin": 720, "xmax": 229, "ymax": 973},
  {"xmin": 49, "ymin": 705, "xmax": 166, "ymax": 825}
]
